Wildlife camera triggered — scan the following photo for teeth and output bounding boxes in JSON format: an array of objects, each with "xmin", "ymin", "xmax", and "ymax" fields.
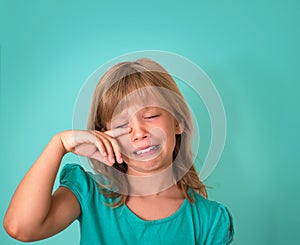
[{"xmin": 135, "ymin": 145, "xmax": 158, "ymax": 155}]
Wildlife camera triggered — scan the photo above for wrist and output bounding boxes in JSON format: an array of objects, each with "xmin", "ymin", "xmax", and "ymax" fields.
[{"xmin": 52, "ymin": 133, "xmax": 68, "ymax": 156}]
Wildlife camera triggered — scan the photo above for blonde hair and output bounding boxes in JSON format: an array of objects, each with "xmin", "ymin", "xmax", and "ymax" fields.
[{"xmin": 87, "ymin": 58, "xmax": 207, "ymax": 207}]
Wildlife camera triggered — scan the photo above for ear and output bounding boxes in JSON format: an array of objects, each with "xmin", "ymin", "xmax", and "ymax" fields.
[{"xmin": 175, "ymin": 120, "xmax": 184, "ymax": 135}]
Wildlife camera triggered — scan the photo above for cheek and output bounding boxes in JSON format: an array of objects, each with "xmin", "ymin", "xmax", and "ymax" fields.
[
  {"xmin": 117, "ymin": 134, "xmax": 131, "ymax": 152},
  {"xmin": 149, "ymin": 127, "xmax": 167, "ymax": 143}
]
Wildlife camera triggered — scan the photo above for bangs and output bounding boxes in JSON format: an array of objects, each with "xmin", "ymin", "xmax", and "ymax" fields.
[{"xmin": 98, "ymin": 71, "xmax": 171, "ymax": 128}]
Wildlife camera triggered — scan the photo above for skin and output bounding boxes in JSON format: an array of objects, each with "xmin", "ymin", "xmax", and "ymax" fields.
[
  {"xmin": 3, "ymin": 128, "xmax": 128, "ymax": 241},
  {"xmin": 110, "ymin": 106, "xmax": 182, "ymax": 175},
  {"xmin": 112, "ymin": 106, "xmax": 185, "ymax": 220},
  {"xmin": 3, "ymin": 107, "xmax": 184, "ymax": 241}
]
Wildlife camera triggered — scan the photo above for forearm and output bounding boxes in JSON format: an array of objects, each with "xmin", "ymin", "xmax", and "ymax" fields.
[{"xmin": 4, "ymin": 133, "xmax": 67, "ymax": 234}]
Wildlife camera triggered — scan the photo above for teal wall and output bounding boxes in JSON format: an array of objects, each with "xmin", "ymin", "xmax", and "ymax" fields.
[{"xmin": 1, "ymin": 0, "xmax": 299, "ymax": 244}]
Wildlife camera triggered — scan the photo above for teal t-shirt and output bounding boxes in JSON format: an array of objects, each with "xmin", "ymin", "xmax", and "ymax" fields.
[{"xmin": 59, "ymin": 164, "xmax": 234, "ymax": 245}]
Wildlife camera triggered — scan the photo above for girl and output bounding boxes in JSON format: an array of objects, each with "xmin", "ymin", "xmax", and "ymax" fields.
[{"xmin": 4, "ymin": 58, "xmax": 234, "ymax": 244}]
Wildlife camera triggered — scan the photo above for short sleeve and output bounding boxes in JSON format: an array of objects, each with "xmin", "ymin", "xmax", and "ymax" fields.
[
  {"xmin": 206, "ymin": 204, "xmax": 234, "ymax": 244},
  {"xmin": 59, "ymin": 164, "xmax": 93, "ymax": 213}
]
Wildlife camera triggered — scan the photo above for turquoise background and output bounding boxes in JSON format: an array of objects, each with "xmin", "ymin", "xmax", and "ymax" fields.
[{"xmin": 1, "ymin": 0, "xmax": 299, "ymax": 244}]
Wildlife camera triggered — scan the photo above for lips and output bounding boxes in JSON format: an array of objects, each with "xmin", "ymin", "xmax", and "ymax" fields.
[{"xmin": 133, "ymin": 145, "xmax": 159, "ymax": 155}]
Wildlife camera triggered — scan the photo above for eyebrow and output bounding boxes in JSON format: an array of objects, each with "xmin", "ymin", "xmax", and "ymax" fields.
[{"xmin": 141, "ymin": 106, "xmax": 160, "ymax": 111}]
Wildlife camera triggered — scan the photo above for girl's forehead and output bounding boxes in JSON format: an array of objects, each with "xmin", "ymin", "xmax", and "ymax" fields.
[
  {"xmin": 112, "ymin": 92, "xmax": 167, "ymax": 114},
  {"xmin": 105, "ymin": 86, "xmax": 181, "ymax": 124}
]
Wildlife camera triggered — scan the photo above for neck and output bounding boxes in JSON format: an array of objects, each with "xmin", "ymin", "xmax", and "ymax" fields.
[{"xmin": 126, "ymin": 164, "xmax": 177, "ymax": 196}]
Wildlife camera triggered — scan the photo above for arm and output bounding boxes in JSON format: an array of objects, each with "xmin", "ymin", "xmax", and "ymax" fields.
[
  {"xmin": 3, "ymin": 133, "xmax": 80, "ymax": 241},
  {"xmin": 3, "ymin": 128, "xmax": 130, "ymax": 242}
]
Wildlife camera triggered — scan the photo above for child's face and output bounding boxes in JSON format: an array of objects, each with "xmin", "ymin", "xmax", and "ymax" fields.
[{"xmin": 108, "ymin": 104, "xmax": 181, "ymax": 176}]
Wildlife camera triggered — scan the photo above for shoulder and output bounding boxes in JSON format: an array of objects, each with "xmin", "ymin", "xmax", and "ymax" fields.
[
  {"xmin": 192, "ymin": 191, "xmax": 227, "ymax": 216},
  {"xmin": 188, "ymin": 191, "xmax": 230, "ymax": 224},
  {"xmin": 59, "ymin": 164, "xmax": 95, "ymax": 207},
  {"xmin": 59, "ymin": 163, "xmax": 116, "ymax": 205},
  {"xmin": 59, "ymin": 163, "xmax": 94, "ymax": 188},
  {"xmin": 60, "ymin": 163, "xmax": 88, "ymax": 180},
  {"xmin": 189, "ymin": 190, "xmax": 234, "ymax": 244}
]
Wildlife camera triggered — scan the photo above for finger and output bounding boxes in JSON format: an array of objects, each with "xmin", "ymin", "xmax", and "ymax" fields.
[
  {"xmin": 93, "ymin": 130, "xmax": 124, "ymax": 164},
  {"xmin": 98, "ymin": 135, "xmax": 115, "ymax": 164},
  {"xmin": 94, "ymin": 137, "xmax": 107, "ymax": 157},
  {"xmin": 89, "ymin": 131, "xmax": 111, "ymax": 158},
  {"xmin": 109, "ymin": 138, "xmax": 123, "ymax": 164},
  {"xmin": 94, "ymin": 130, "xmax": 123, "ymax": 164},
  {"xmin": 104, "ymin": 127, "xmax": 131, "ymax": 138}
]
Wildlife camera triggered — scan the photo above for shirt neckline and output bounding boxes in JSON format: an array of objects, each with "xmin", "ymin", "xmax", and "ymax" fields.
[{"xmin": 123, "ymin": 197, "xmax": 189, "ymax": 225}]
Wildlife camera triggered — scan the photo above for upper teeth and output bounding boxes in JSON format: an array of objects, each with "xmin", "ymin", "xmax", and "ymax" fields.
[{"xmin": 135, "ymin": 145, "xmax": 158, "ymax": 155}]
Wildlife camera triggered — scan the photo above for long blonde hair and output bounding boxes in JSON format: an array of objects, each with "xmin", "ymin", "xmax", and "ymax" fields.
[{"xmin": 87, "ymin": 58, "xmax": 207, "ymax": 207}]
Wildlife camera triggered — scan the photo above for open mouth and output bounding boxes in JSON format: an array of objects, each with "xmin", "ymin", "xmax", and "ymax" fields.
[{"xmin": 133, "ymin": 145, "xmax": 159, "ymax": 156}]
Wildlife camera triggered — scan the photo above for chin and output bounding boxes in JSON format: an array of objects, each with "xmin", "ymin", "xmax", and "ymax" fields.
[{"xmin": 126, "ymin": 159, "xmax": 171, "ymax": 175}]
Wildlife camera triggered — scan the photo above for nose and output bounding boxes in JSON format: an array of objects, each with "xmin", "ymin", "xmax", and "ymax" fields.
[{"xmin": 129, "ymin": 117, "xmax": 149, "ymax": 142}]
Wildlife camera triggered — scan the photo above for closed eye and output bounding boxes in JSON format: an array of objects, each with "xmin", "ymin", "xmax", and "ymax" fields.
[{"xmin": 144, "ymin": 114, "xmax": 159, "ymax": 119}]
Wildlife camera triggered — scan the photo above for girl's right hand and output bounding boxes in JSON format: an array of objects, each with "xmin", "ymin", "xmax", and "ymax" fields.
[{"xmin": 59, "ymin": 128, "xmax": 130, "ymax": 166}]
